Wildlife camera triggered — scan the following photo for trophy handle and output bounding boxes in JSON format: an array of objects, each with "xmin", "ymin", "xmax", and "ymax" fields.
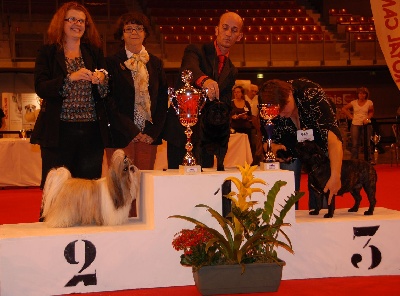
[{"xmin": 168, "ymin": 87, "xmax": 180, "ymax": 114}]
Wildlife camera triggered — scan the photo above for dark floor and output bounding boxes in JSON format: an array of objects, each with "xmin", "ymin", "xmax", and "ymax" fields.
[{"xmin": 343, "ymin": 143, "xmax": 399, "ymax": 165}]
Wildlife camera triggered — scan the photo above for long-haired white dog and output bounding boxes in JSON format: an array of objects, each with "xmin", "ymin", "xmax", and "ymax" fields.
[{"xmin": 41, "ymin": 149, "xmax": 139, "ymax": 227}]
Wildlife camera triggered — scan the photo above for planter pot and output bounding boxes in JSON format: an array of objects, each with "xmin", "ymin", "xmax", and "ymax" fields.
[{"xmin": 193, "ymin": 262, "xmax": 284, "ymax": 295}]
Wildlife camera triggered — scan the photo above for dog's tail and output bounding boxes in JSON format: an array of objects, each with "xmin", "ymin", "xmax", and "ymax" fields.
[{"xmin": 41, "ymin": 167, "xmax": 71, "ymax": 218}]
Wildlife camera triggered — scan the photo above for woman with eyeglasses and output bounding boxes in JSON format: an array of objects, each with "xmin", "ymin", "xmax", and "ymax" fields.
[
  {"xmin": 105, "ymin": 11, "xmax": 168, "ymax": 171},
  {"xmin": 31, "ymin": 2, "xmax": 110, "ymax": 199}
]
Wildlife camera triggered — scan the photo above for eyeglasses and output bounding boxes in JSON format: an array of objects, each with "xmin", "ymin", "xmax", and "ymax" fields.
[
  {"xmin": 123, "ymin": 26, "xmax": 144, "ymax": 34},
  {"xmin": 64, "ymin": 17, "xmax": 86, "ymax": 25}
]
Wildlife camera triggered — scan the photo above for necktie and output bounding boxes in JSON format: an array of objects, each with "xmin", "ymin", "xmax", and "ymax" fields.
[{"xmin": 218, "ymin": 55, "xmax": 226, "ymax": 75}]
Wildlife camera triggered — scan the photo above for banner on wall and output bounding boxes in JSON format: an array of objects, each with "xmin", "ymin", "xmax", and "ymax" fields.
[
  {"xmin": 21, "ymin": 93, "xmax": 40, "ymax": 130},
  {"xmin": 1, "ymin": 93, "xmax": 10, "ymax": 130},
  {"xmin": 324, "ymin": 88, "xmax": 358, "ymax": 120},
  {"xmin": 370, "ymin": 0, "xmax": 400, "ymax": 90},
  {"xmin": 1, "ymin": 92, "xmax": 40, "ymax": 132}
]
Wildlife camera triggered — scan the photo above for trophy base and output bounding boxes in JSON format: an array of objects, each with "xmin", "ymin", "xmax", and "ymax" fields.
[
  {"xmin": 179, "ymin": 165, "xmax": 201, "ymax": 175},
  {"xmin": 260, "ymin": 161, "xmax": 280, "ymax": 170}
]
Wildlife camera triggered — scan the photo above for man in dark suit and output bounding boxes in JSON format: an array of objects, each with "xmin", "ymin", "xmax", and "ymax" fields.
[{"xmin": 163, "ymin": 11, "xmax": 243, "ymax": 169}]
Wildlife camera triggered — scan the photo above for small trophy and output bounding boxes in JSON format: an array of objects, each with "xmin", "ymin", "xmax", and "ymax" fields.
[
  {"xmin": 19, "ymin": 129, "xmax": 27, "ymax": 139},
  {"xmin": 371, "ymin": 133, "xmax": 381, "ymax": 164},
  {"xmin": 169, "ymin": 70, "xmax": 207, "ymax": 174},
  {"xmin": 258, "ymin": 103, "xmax": 280, "ymax": 170}
]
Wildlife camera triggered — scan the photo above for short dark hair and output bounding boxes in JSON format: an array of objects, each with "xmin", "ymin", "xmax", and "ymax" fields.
[
  {"xmin": 233, "ymin": 85, "xmax": 245, "ymax": 96},
  {"xmin": 114, "ymin": 11, "xmax": 151, "ymax": 44},
  {"xmin": 259, "ymin": 79, "xmax": 293, "ymax": 110}
]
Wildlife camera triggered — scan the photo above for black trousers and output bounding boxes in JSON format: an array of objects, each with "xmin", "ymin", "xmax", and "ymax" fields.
[{"xmin": 40, "ymin": 121, "xmax": 104, "ymax": 188}]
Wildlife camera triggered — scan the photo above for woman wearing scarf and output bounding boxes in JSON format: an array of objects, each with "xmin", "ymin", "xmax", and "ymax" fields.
[{"xmin": 105, "ymin": 11, "xmax": 168, "ymax": 170}]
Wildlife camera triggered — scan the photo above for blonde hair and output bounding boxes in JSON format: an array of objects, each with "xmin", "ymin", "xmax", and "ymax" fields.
[{"xmin": 357, "ymin": 86, "xmax": 369, "ymax": 99}]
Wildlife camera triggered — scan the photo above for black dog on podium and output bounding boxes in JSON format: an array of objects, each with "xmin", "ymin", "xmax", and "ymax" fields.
[
  {"xmin": 200, "ymin": 100, "xmax": 231, "ymax": 171},
  {"xmin": 295, "ymin": 140, "xmax": 377, "ymax": 218}
]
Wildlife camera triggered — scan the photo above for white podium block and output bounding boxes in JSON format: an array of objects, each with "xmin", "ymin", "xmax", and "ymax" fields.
[
  {"xmin": 260, "ymin": 161, "xmax": 280, "ymax": 170},
  {"xmin": 281, "ymin": 207, "xmax": 400, "ymax": 280},
  {"xmin": 0, "ymin": 169, "xmax": 295, "ymax": 296},
  {"xmin": 179, "ymin": 164, "xmax": 201, "ymax": 174},
  {"xmin": 1, "ymin": 169, "xmax": 400, "ymax": 296}
]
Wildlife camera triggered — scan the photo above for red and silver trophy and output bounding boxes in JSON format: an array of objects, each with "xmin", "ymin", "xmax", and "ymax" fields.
[
  {"xmin": 258, "ymin": 103, "xmax": 280, "ymax": 170},
  {"xmin": 169, "ymin": 70, "xmax": 207, "ymax": 174}
]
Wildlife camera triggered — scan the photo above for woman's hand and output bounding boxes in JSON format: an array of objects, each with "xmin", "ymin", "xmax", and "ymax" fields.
[
  {"xmin": 362, "ymin": 118, "xmax": 371, "ymax": 125},
  {"xmin": 270, "ymin": 143, "xmax": 287, "ymax": 162},
  {"xmin": 133, "ymin": 132, "xmax": 153, "ymax": 144},
  {"xmin": 233, "ymin": 112, "xmax": 247, "ymax": 120},
  {"xmin": 92, "ymin": 71, "xmax": 105, "ymax": 85},
  {"xmin": 69, "ymin": 68, "xmax": 93, "ymax": 82}
]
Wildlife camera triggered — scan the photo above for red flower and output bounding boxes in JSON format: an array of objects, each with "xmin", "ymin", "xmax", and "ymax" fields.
[{"xmin": 172, "ymin": 226, "xmax": 213, "ymax": 255}]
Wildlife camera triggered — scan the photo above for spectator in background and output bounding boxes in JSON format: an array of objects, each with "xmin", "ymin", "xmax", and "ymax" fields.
[
  {"xmin": 105, "ymin": 11, "xmax": 168, "ymax": 170},
  {"xmin": 341, "ymin": 87, "xmax": 374, "ymax": 163},
  {"xmin": 245, "ymin": 83, "xmax": 263, "ymax": 165},
  {"xmin": 163, "ymin": 11, "xmax": 243, "ymax": 169},
  {"xmin": 231, "ymin": 85, "xmax": 253, "ymax": 141},
  {"xmin": 245, "ymin": 83, "xmax": 259, "ymax": 116},
  {"xmin": 31, "ymin": 1, "xmax": 109, "ymax": 192}
]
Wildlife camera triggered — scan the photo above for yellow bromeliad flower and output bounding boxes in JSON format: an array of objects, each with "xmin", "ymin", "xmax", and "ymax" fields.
[{"xmin": 225, "ymin": 163, "xmax": 266, "ymax": 235}]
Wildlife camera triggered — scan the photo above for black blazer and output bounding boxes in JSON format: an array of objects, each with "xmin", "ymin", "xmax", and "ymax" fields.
[
  {"xmin": 106, "ymin": 49, "xmax": 169, "ymax": 147},
  {"xmin": 163, "ymin": 42, "xmax": 238, "ymax": 146},
  {"xmin": 30, "ymin": 43, "xmax": 110, "ymax": 147}
]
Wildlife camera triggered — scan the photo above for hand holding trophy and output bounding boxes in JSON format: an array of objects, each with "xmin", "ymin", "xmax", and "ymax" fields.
[
  {"xmin": 168, "ymin": 70, "xmax": 207, "ymax": 174},
  {"xmin": 258, "ymin": 103, "xmax": 280, "ymax": 170}
]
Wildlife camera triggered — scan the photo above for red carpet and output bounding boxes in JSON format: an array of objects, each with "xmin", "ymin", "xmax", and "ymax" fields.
[
  {"xmin": 1, "ymin": 164, "xmax": 399, "ymax": 295},
  {"xmin": 298, "ymin": 164, "xmax": 400, "ymax": 211}
]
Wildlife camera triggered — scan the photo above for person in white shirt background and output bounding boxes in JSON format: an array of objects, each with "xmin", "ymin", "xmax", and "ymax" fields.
[
  {"xmin": 342, "ymin": 86, "xmax": 374, "ymax": 163},
  {"xmin": 245, "ymin": 83, "xmax": 263, "ymax": 165}
]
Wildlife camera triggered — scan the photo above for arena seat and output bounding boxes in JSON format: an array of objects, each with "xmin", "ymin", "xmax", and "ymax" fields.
[
  {"xmin": 162, "ymin": 34, "xmax": 190, "ymax": 44},
  {"xmin": 353, "ymin": 33, "xmax": 376, "ymax": 41},
  {"xmin": 191, "ymin": 34, "xmax": 215, "ymax": 43},
  {"xmin": 345, "ymin": 24, "xmax": 375, "ymax": 32},
  {"xmin": 243, "ymin": 35, "xmax": 266, "ymax": 44}
]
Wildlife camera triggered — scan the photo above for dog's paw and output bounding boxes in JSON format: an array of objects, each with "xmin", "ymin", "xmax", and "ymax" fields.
[
  {"xmin": 348, "ymin": 207, "xmax": 359, "ymax": 213},
  {"xmin": 323, "ymin": 213, "xmax": 333, "ymax": 218},
  {"xmin": 276, "ymin": 149, "xmax": 294, "ymax": 164},
  {"xmin": 364, "ymin": 210, "xmax": 374, "ymax": 215},
  {"xmin": 217, "ymin": 165, "xmax": 225, "ymax": 171},
  {"xmin": 309, "ymin": 209, "xmax": 319, "ymax": 215}
]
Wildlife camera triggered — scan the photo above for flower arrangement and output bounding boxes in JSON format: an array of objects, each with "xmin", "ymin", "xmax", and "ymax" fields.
[{"xmin": 170, "ymin": 163, "xmax": 304, "ymax": 272}]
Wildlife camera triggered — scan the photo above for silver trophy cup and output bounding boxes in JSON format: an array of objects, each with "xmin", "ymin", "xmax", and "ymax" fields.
[
  {"xmin": 258, "ymin": 103, "xmax": 280, "ymax": 163},
  {"xmin": 168, "ymin": 70, "xmax": 207, "ymax": 167}
]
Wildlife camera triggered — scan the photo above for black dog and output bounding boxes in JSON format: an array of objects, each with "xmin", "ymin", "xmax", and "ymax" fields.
[
  {"xmin": 296, "ymin": 140, "xmax": 377, "ymax": 218},
  {"xmin": 200, "ymin": 100, "xmax": 231, "ymax": 171}
]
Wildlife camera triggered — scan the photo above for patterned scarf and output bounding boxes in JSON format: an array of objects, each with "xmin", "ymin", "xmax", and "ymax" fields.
[{"xmin": 124, "ymin": 46, "xmax": 152, "ymax": 131}]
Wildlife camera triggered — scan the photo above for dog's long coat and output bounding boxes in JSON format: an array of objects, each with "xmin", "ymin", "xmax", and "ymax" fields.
[{"xmin": 41, "ymin": 150, "xmax": 139, "ymax": 227}]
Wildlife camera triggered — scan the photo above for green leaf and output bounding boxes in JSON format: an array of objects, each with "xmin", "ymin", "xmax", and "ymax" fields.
[{"xmin": 263, "ymin": 180, "xmax": 287, "ymax": 224}]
